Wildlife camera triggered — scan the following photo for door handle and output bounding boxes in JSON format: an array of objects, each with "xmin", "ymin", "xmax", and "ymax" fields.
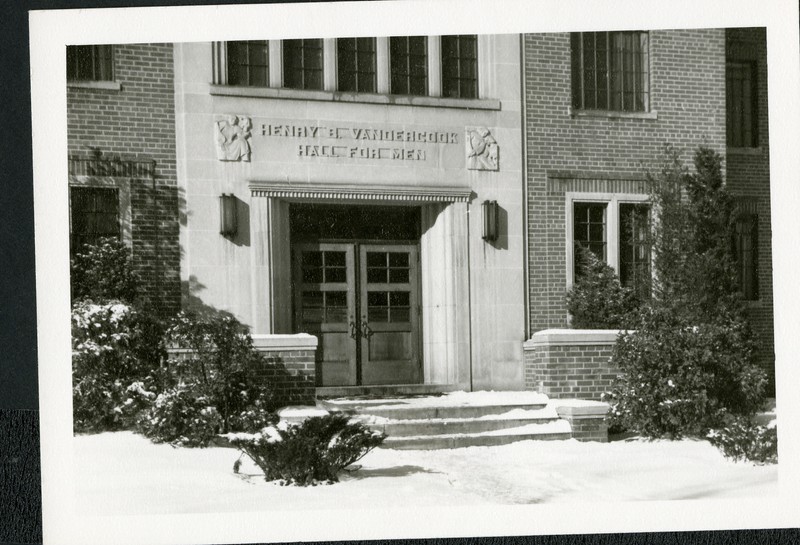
[
  {"xmin": 361, "ymin": 316, "xmax": 374, "ymax": 340},
  {"xmin": 349, "ymin": 316, "xmax": 359, "ymax": 340}
]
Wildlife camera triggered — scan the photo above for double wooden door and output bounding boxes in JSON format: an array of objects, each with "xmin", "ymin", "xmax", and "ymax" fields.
[{"xmin": 293, "ymin": 242, "xmax": 421, "ymax": 386}]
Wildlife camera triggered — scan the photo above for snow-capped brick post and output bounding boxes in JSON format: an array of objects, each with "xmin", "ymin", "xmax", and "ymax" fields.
[
  {"xmin": 250, "ymin": 334, "xmax": 318, "ymax": 406},
  {"xmin": 523, "ymin": 329, "xmax": 622, "ymax": 401},
  {"xmin": 554, "ymin": 401, "xmax": 610, "ymax": 442}
]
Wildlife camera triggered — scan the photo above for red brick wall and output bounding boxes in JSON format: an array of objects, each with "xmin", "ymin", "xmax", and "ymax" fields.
[
  {"xmin": 523, "ymin": 30, "xmax": 727, "ymax": 332},
  {"xmin": 67, "ymin": 43, "xmax": 180, "ymax": 315},
  {"xmin": 252, "ymin": 350, "xmax": 317, "ymax": 406},
  {"xmin": 724, "ymin": 28, "xmax": 774, "ymax": 390},
  {"xmin": 167, "ymin": 348, "xmax": 317, "ymax": 407},
  {"xmin": 524, "ymin": 342, "xmax": 618, "ymax": 400}
]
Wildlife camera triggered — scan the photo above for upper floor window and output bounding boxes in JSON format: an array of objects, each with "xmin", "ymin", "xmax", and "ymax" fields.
[
  {"xmin": 69, "ymin": 187, "xmax": 120, "ymax": 255},
  {"xmin": 726, "ymin": 62, "xmax": 758, "ymax": 147},
  {"xmin": 283, "ymin": 39, "xmax": 323, "ymax": 90},
  {"xmin": 227, "ymin": 41, "xmax": 269, "ymax": 87},
  {"xmin": 571, "ymin": 31, "xmax": 649, "ymax": 112},
  {"xmin": 337, "ymin": 38, "xmax": 377, "ymax": 93},
  {"xmin": 67, "ymin": 45, "xmax": 114, "ymax": 82},
  {"xmin": 390, "ymin": 36, "xmax": 428, "ymax": 96},
  {"xmin": 441, "ymin": 35, "xmax": 478, "ymax": 99}
]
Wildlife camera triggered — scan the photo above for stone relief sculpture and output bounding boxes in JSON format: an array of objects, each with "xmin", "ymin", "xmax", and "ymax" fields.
[
  {"xmin": 465, "ymin": 127, "xmax": 499, "ymax": 171},
  {"xmin": 215, "ymin": 115, "xmax": 252, "ymax": 162}
]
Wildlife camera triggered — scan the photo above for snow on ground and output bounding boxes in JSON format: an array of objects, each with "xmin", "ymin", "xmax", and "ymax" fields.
[
  {"xmin": 73, "ymin": 431, "xmax": 777, "ymax": 516},
  {"xmin": 322, "ymin": 390, "xmax": 550, "ymax": 408}
]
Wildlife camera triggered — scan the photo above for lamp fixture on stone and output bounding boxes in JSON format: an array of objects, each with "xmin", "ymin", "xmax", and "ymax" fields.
[
  {"xmin": 219, "ymin": 193, "xmax": 238, "ymax": 237},
  {"xmin": 482, "ymin": 200, "xmax": 498, "ymax": 242}
]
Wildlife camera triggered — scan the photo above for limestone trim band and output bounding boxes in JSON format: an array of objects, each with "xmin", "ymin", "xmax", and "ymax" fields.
[
  {"xmin": 249, "ymin": 182, "xmax": 473, "ymax": 203},
  {"xmin": 523, "ymin": 328, "xmax": 629, "ymax": 348}
]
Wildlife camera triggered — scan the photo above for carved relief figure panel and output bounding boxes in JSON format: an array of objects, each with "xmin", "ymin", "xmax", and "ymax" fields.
[
  {"xmin": 215, "ymin": 115, "xmax": 252, "ymax": 162},
  {"xmin": 465, "ymin": 127, "xmax": 498, "ymax": 171}
]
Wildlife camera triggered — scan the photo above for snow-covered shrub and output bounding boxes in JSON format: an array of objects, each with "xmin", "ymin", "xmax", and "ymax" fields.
[
  {"xmin": 606, "ymin": 306, "xmax": 766, "ymax": 438},
  {"xmin": 228, "ymin": 414, "xmax": 386, "ymax": 485},
  {"xmin": 72, "ymin": 300, "xmax": 165, "ymax": 432},
  {"xmin": 566, "ymin": 245, "xmax": 642, "ymax": 329},
  {"xmin": 707, "ymin": 416, "xmax": 777, "ymax": 464},
  {"xmin": 70, "ymin": 237, "xmax": 139, "ymax": 304},
  {"xmin": 162, "ymin": 311, "xmax": 278, "ymax": 434},
  {"xmin": 137, "ymin": 384, "xmax": 223, "ymax": 448}
]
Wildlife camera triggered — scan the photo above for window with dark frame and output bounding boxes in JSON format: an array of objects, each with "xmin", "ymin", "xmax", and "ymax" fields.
[
  {"xmin": 619, "ymin": 203, "xmax": 651, "ymax": 300},
  {"xmin": 283, "ymin": 39, "xmax": 324, "ymax": 90},
  {"xmin": 441, "ymin": 35, "xmax": 478, "ymax": 99},
  {"xmin": 226, "ymin": 41, "xmax": 269, "ymax": 87},
  {"xmin": 573, "ymin": 202, "xmax": 607, "ymax": 281},
  {"xmin": 733, "ymin": 213, "xmax": 758, "ymax": 300},
  {"xmin": 390, "ymin": 36, "xmax": 428, "ymax": 96},
  {"xmin": 337, "ymin": 38, "xmax": 377, "ymax": 93},
  {"xmin": 570, "ymin": 31, "xmax": 649, "ymax": 112},
  {"xmin": 69, "ymin": 187, "xmax": 120, "ymax": 255},
  {"xmin": 726, "ymin": 62, "xmax": 758, "ymax": 147},
  {"xmin": 67, "ymin": 45, "xmax": 114, "ymax": 82}
]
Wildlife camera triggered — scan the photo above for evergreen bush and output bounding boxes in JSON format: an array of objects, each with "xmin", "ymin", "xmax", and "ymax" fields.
[
  {"xmin": 71, "ymin": 300, "xmax": 165, "ymax": 432},
  {"xmin": 70, "ymin": 237, "xmax": 139, "ymax": 304},
  {"xmin": 137, "ymin": 384, "xmax": 223, "ymax": 448},
  {"xmin": 607, "ymin": 145, "xmax": 767, "ymax": 439},
  {"xmin": 228, "ymin": 414, "xmax": 386, "ymax": 485},
  {"xmin": 135, "ymin": 311, "xmax": 277, "ymax": 446},
  {"xmin": 707, "ymin": 416, "xmax": 778, "ymax": 465},
  {"xmin": 566, "ymin": 245, "xmax": 642, "ymax": 329}
]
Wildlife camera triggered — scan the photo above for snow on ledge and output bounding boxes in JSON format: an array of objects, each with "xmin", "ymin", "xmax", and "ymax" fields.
[
  {"xmin": 251, "ymin": 333, "xmax": 318, "ymax": 351},
  {"xmin": 548, "ymin": 398, "xmax": 610, "ymax": 417},
  {"xmin": 323, "ymin": 390, "xmax": 551, "ymax": 409},
  {"xmin": 524, "ymin": 328, "xmax": 632, "ymax": 348}
]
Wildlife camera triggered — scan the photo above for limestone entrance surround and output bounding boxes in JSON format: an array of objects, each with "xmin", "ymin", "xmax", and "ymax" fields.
[{"xmin": 249, "ymin": 182, "xmax": 474, "ymax": 389}]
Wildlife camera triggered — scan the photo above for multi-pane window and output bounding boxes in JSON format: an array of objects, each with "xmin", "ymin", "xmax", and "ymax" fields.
[
  {"xmin": 337, "ymin": 38, "xmax": 377, "ymax": 93},
  {"xmin": 733, "ymin": 214, "xmax": 758, "ymax": 300},
  {"xmin": 441, "ymin": 35, "xmax": 478, "ymax": 99},
  {"xmin": 619, "ymin": 203, "xmax": 651, "ymax": 299},
  {"xmin": 571, "ymin": 31, "xmax": 649, "ymax": 112},
  {"xmin": 67, "ymin": 45, "xmax": 114, "ymax": 81},
  {"xmin": 227, "ymin": 41, "xmax": 269, "ymax": 86},
  {"xmin": 69, "ymin": 187, "xmax": 120, "ymax": 254},
  {"xmin": 390, "ymin": 36, "xmax": 428, "ymax": 96},
  {"xmin": 573, "ymin": 202, "xmax": 607, "ymax": 279},
  {"xmin": 283, "ymin": 39, "xmax": 324, "ymax": 90},
  {"xmin": 726, "ymin": 62, "xmax": 758, "ymax": 147}
]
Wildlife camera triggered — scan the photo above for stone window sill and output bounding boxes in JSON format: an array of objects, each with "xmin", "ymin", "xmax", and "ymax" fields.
[
  {"xmin": 210, "ymin": 84, "xmax": 501, "ymax": 110},
  {"xmin": 67, "ymin": 80, "xmax": 122, "ymax": 91},
  {"xmin": 569, "ymin": 107, "xmax": 658, "ymax": 120},
  {"xmin": 727, "ymin": 146, "xmax": 764, "ymax": 156}
]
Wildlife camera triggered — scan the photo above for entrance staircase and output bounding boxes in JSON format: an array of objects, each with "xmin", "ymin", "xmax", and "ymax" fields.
[{"xmin": 318, "ymin": 391, "xmax": 574, "ymax": 449}]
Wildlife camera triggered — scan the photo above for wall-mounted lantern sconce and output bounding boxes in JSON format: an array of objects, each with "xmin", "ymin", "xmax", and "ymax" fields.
[
  {"xmin": 219, "ymin": 193, "xmax": 238, "ymax": 237},
  {"xmin": 482, "ymin": 200, "xmax": 499, "ymax": 242}
]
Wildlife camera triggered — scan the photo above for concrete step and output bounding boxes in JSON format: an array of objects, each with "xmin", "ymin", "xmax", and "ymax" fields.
[
  {"xmin": 355, "ymin": 409, "xmax": 559, "ymax": 437},
  {"xmin": 380, "ymin": 421, "xmax": 573, "ymax": 450},
  {"xmin": 316, "ymin": 384, "xmax": 458, "ymax": 398},
  {"xmin": 320, "ymin": 392, "xmax": 550, "ymax": 421}
]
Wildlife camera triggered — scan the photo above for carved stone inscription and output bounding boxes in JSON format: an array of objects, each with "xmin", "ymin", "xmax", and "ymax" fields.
[
  {"xmin": 215, "ymin": 115, "xmax": 252, "ymax": 162},
  {"xmin": 260, "ymin": 123, "xmax": 460, "ymax": 162},
  {"xmin": 466, "ymin": 127, "xmax": 499, "ymax": 171}
]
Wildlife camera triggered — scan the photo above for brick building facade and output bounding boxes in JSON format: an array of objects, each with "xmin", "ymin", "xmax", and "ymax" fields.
[
  {"xmin": 66, "ymin": 28, "xmax": 773, "ymax": 395},
  {"xmin": 67, "ymin": 43, "xmax": 181, "ymax": 315},
  {"xmin": 522, "ymin": 28, "xmax": 773, "ymax": 389}
]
